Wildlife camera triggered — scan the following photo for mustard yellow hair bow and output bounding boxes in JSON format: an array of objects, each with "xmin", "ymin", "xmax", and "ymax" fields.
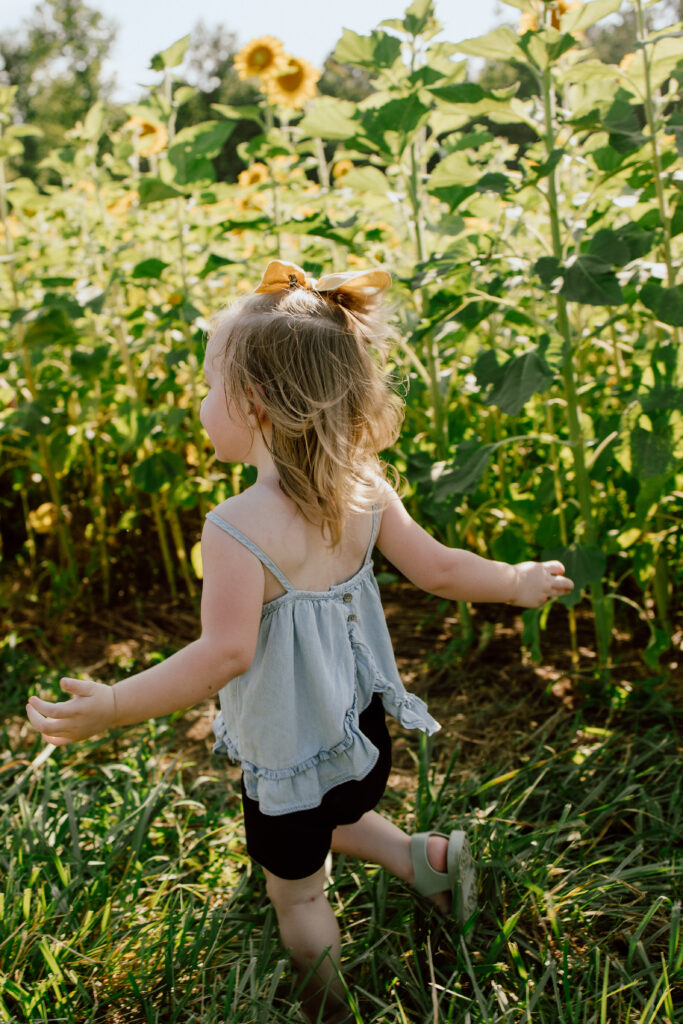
[{"xmin": 254, "ymin": 259, "xmax": 391, "ymax": 297}]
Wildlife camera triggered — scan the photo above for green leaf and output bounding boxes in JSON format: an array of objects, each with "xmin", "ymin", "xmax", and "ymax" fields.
[
  {"xmin": 299, "ymin": 97, "xmax": 358, "ymax": 140},
  {"xmin": 19, "ymin": 301, "xmax": 80, "ymax": 346},
  {"xmin": 534, "ymin": 256, "xmax": 562, "ymax": 287},
  {"xmin": 630, "ymin": 425, "xmax": 675, "ymax": 479},
  {"xmin": 171, "ymin": 120, "xmax": 234, "ymax": 159},
  {"xmin": 541, "ymin": 544, "xmax": 607, "ymax": 608},
  {"xmin": 150, "ymin": 34, "xmax": 191, "ymax": 71},
  {"xmin": 132, "ymin": 258, "xmax": 169, "ymax": 279},
  {"xmin": 71, "ymin": 344, "xmax": 110, "ymax": 380},
  {"xmin": 427, "ymin": 151, "xmax": 480, "ymax": 193},
  {"xmin": 484, "ymin": 350, "xmax": 555, "ymax": 415},
  {"xmin": 362, "ymin": 95, "xmax": 430, "ymax": 152},
  {"xmin": 165, "ymin": 121, "xmax": 233, "ymax": 186},
  {"xmin": 429, "ymin": 83, "xmax": 488, "ymax": 104},
  {"xmin": 454, "ymin": 26, "xmax": 520, "ymax": 61},
  {"xmin": 433, "ymin": 444, "xmax": 495, "ymax": 499},
  {"xmin": 132, "ymin": 451, "xmax": 186, "ymax": 493},
  {"xmin": 586, "ymin": 224, "xmax": 654, "ymax": 266},
  {"xmin": 560, "ymin": 255, "xmax": 624, "ymax": 305},
  {"xmin": 402, "ymin": 0, "xmax": 438, "ymax": 37},
  {"xmin": 604, "ymin": 97, "xmax": 647, "ymax": 153},
  {"xmin": 639, "ymin": 282, "xmax": 683, "ymax": 326},
  {"xmin": 340, "ymin": 166, "xmax": 390, "ymax": 195},
  {"xmin": 334, "ymin": 29, "xmax": 402, "ymax": 69},
  {"xmin": 138, "ymin": 177, "xmax": 182, "ymax": 203},
  {"xmin": 198, "ymin": 253, "xmax": 240, "ymax": 279},
  {"xmin": 561, "ymin": 0, "xmax": 623, "ymax": 34},
  {"xmin": 211, "ymin": 102, "xmax": 263, "ymax": 125},
  {"xmin": 83, "ymin": 101, "xmax": 107, "ymax": 142}
]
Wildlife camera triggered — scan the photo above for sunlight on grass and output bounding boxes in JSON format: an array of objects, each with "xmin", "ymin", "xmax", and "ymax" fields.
[{"xmin": 1, "ymin": 707, "xmax": 680, "ymax": 1023}]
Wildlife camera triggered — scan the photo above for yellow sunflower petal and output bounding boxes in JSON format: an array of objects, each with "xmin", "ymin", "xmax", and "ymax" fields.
[
  {"xmin": 238, "ymin": 162, "xmax": 270, "ymax": 188},
  {"xmin": 234, "ymin": 36, "xmax": 288, "ymax": 81},
  {"xmin": 265, "ymin": 56, "xmax": 320, "ymax": 109}
]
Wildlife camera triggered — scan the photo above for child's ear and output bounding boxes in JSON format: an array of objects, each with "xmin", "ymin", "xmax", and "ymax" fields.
[{"xmin": 246, "ymin": 388, "xmax": 269, "ymax": 426}]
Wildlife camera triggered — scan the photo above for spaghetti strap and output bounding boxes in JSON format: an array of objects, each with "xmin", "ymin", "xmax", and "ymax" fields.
[
  {"xmin": 363, "ymin": 505, "xmax": 380, "ymax": 565},
  {"xmin": 205, "ymin": 511, "xmax": 294, "ymax": 591}
]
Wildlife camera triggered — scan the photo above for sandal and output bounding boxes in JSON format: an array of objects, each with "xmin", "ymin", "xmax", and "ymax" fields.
[{"xmin": 410, "ymin": 830, "xmax": 477, "ymax": 929}]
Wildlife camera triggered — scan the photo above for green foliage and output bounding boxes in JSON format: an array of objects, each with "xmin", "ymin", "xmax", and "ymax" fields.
[{"xmin": 0, "ymin": 0, "xmax": 681, "ymax": 671}]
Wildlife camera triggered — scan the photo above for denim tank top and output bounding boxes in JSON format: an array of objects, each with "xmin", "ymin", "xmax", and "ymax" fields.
[{"xmin": 206, "ymin": 506, "xmax": 441, "ymax": 816}]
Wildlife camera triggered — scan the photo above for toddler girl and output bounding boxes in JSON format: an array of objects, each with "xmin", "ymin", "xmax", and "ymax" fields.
[{"xmin": 27, "ymin": 260, "xmax": 573, "ymax": 1023}]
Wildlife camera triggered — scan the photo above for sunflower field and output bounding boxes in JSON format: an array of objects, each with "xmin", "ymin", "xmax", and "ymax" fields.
[
  {"xmin": 1, "ymin": 0, "xmax": 682, "ymax": 671},
  {"xmin": 1, "ymin": 1, "xmax": 683, "ymax": 1021}
]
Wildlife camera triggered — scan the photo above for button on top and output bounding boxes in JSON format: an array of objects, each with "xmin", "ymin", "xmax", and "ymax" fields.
[{"xmin": 343, "ymin": 593, "xmax": 353, "ymax": 603}]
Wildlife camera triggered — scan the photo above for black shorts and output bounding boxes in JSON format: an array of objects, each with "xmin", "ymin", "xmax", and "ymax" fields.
[{"xmin": 241, "ymin": 693, "xmax": 392, "ymax": 880}]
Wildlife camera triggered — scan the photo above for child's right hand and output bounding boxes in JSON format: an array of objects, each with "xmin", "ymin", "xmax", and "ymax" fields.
[
  {"xmin": 509, "ymin": 561, "xmax": 574, "ymax": 608},
  {"xmin": 26, "ymin": 677, "xmax": 116, "ymax": 745}
]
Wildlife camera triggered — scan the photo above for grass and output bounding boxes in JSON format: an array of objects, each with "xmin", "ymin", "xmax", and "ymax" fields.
[{"xmin": 1, "ymin": 638, "xmax": 681, "ymax": 1023}]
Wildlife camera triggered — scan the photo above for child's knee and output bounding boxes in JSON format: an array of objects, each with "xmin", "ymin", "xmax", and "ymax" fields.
[{"xmin": 265, "ymin": 867, "xmax": 326, "ymax": 913}]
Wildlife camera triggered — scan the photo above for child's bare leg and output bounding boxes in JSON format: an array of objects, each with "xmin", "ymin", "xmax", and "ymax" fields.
[
  {"xmin": 264, "ymin": 865, "xmax": 349, "ymax": 1023},
  {"xmin": 331, "ymin": 810, "xmax": 450, "ymax": 912}
]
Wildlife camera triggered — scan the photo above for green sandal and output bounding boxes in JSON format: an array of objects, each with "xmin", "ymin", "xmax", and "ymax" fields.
[{"xmin": 410, "ymin": 830, "xmax": 477, "ymax": 929}]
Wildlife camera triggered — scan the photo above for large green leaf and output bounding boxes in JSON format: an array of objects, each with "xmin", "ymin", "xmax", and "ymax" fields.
[
  {"xmin": 541, "ymin": 544, "xmax": 607, "ymax": 608},
  {"xmin": 560, "ymin": 255, "xmax": 624, "ymax": 306},
  {"xmin": 586, "ymin": 224, "xmax": 654, "ymax": 266},
  {"xmin": 483, "ymin": 350, "xmax": 555, "ymax": 415},
  {"xmin": 132, "ymin": 451, "xmax": 186, "ymax": 493},
  {"xmin": 631, "ymin": 425, "xmax": 675, "ymax": 479},
  {"xmin": 639, "ymin": 282, "xmax": 683, "ymax": 326},
  {"xmin": 561, "ymin": 0, "xmax": 623, "ymax": 34},
  {"xmin": 433, "ymin": 444, "xmax": 495, "ymax": 499},
  {"xmin": 361, "ymin": 95, "xmax": 431, "ymax": 154},
  {"xmin": 334, "ymin": 29, "xmax": 402, "ymax": 69},
  {"xmin": 454, "ymin": 26, "xmax": 520, "ymax": 61},
  {"xmin": 138, "ymin": 177, "xmax": 182, "ymax": 203},
  {"xmin": 299, "ymin": 97, "xmax": 358, "ymax": 140},
  {"xmin": 165, "ymin": 121, "xmax": 235, "ymax": 188},
  {"xmin": 340, "ymin": 167, "xmax": 390, "ymax": 195}
]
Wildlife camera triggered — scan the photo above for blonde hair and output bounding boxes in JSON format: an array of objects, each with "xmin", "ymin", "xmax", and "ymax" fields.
[{"xmin": 209, "ymin": 283, "xmax": 403, "ymax": 545}]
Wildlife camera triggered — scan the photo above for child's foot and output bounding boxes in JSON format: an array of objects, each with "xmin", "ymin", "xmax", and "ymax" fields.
[
  {"xmin": 410, "ymin": 830, "xmax": 477, "ymax": 927},
  {"xmin": 425, "ymin": 834, "xmax": 450, "ymax": 914}
]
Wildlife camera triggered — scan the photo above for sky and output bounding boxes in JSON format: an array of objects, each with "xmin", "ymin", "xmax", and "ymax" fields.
[{"xmin": 0, "ymin": 0, "xmax": 509, "ymax": 102}]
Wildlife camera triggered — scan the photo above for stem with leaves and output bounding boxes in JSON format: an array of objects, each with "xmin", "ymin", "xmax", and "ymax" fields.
[{"xmin": 541, "ymin": 62, "xmax": 611, "ymax": 672}]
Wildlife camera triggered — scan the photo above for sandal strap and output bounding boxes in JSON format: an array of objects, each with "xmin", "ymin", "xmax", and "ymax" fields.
[{"xmin": 410, "ymin": 831, "xmax": 450, "ymax": 897}]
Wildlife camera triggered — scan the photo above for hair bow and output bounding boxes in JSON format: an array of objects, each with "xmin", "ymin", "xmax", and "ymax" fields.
[{"xmin": 254, "ymin": 260, "xmax": 391, "ymax": 297}]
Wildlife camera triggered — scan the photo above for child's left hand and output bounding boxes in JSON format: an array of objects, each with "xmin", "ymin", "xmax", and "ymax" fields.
[
  {"xmin": 510, "ymin": 560, "xmax": 574, "ymax": 608},
  {"xmin": 26, "ymin": 677, "xmax": 116, "ymax": 745}
]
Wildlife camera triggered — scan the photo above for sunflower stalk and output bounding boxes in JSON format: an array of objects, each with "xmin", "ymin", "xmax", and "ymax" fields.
[
  {"xmin": 541, "ymin": 58, "xmax": 611, "ymax": 673},
  {"xmin": 404, "ymin": 34, "xmax": 473, "ymax": 651}
]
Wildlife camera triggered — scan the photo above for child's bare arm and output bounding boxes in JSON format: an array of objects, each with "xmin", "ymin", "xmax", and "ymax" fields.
[
  {"xmin": 376, "ymin": 488, "xmax": 573, "ymax": 607},
  {"xmin": 26, "ymin": 521, "xmax": 263, "ymax": 745}
]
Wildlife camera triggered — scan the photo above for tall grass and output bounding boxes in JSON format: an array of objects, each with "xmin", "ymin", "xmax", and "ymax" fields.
[{"xmin": 1, "ymin": 661, "xmax": 680, "ymax": 1023}]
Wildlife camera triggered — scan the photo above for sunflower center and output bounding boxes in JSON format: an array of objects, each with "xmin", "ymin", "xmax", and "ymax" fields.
[
  {"xmin": 278, "ymin": 61, "xmax": 304, "ymax": 92},
  {"xmin": 251, "ymin": 46, "xmax": 273, "ymax": 69}
]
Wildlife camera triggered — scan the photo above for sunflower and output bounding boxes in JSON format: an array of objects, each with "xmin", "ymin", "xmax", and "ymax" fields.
[
  {"xmin": 234, "ymin": 36, "xmax": 288, "ymax": 81},
  {"xmin": 518, "ymin": 0, "xmax": 583, "ymax": 32},
  {"xmin": 124, "ymin": 115, "xmax": 168, "ymax": 158},
  {"xmin": 107, "ymin": 191, "xmax": 139, "ymax": 217},
  {"xmin": 265, "ymin": 56, "xmax": 320, "ymax": 109},
  {"xmin": 517, "ymin": 11, "xmax": 539, "ymax": 33},
  {"xmin": 332, "ymin": 159, "xmax": 354, "ymax": 181},
  {"xmin": 238, "ymin": 162, "xmax": 269, "ymax": 188}
]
